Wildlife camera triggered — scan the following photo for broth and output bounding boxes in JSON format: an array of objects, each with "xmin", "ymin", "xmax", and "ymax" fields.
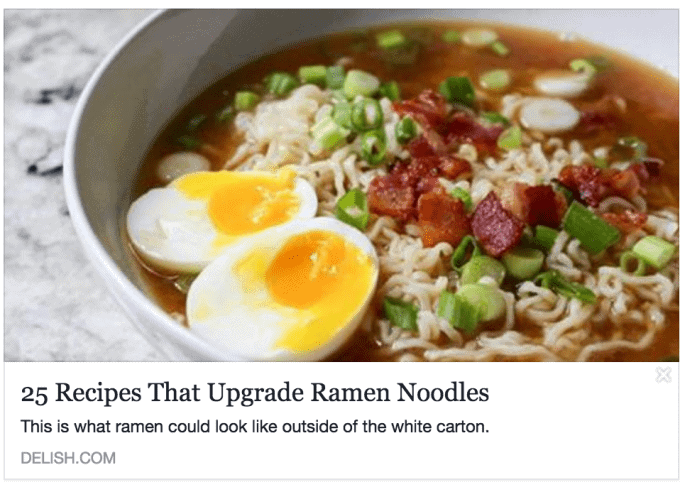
[{"xmin": 130, "ymin": 21, "xmax": 679, "ymax": 361}]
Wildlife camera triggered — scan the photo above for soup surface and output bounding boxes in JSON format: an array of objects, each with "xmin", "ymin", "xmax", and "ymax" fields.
[{"xmin": 128, "ymin": 21, "xmax": 679, "ymax": 361}]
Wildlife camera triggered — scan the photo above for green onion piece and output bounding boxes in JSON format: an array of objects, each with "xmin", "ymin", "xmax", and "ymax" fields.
[
  {"xmin": 298, "ymin": 65, "xmax": 327, "ymax": 86},
  {"xmin": 490, "ymin": 40, "xmax": 510, "ymax": 56},
  {"xmin": 176, "ymin": 135, "xmax": 201, "ymax": 150},
  {"xmin": 437, "ymin": 290, "xmax": 480, "ymax": 333},
  {"xmin": 592, "ymin": 157, "xmax": 608, "ymax": 169},
  {"xmin": 502, "ymin": 247, "xmax": 545, "ymax": 280},
  {"xmin": 569, "ymin": 58, "xmax": 598, "ymax": 76},
  {"xmin": 442, "ymin": 30, "xmax": 461, "ymax": 43},
  {"xmin": 234, "ymin": 91, "xmax": 260, "ymax": 111},
  {"xmin": 326, "ymin": 66, "xmax": 346, "ymax": 90},
  {"xmin": 332, "ymin": 101, "xmax": 353, "ymax": 130},
  {"xmin": 174, "ymin": 274, "xmax": 197, "ymax": 294},
  {"xmin": 376, "ymin": 29, "xmax": 407, "ymax": 49},
  {"xmin": 461, "ymin": 28, "xmax": 498, "ymax": 47},
  {"xmin": 331, "ymin": 89, "xmax": 349, "ymax": 102},
  {"xmin": 535, "ymin": 269, "xmax": 597, "ymax": 304},
  {"xmin": 360, "ymin": 129, "xmax": 387, "ymax": 166},
  {"xmin": 479, "ymin": 69, "xmax": 510, "ymax": 91},
  {"xmin": 343, "ymin": 69, "xmax": 381, "ymax": 99},
  {"xmin": 311, "ymin": 117, "xmax": 350, "ymax": 150},
  {"xmin": 632, "ymin": 236, "xmax": 676, "ymax": 269},
  {"xmin": 379, "ymin": 80, "xmax": 400, "ymax": 101},
  {"xmin": 563, "ymin": 201, "xmax": 620, "ymax": 254},
  {"xmin": 265, "ymin": 71, "xmax": 299, "ymax": 97},
  {"xmin": 619, "ymin": 250, "xmax": 647, "ymax": 276},
  {"xmin": 438, "ymin": 76, "xmax": 475, "ymax": 107},
  {"xmin": 534, "ymin": 225, "xmax": 559, "ymax": 252},
  {"xmin": 481, "ymin": 111, "xmax": 510, "ymax": 126},
  {"xmin": 335, "ymin": 188, "xmax": 369, "ymax": 230},
  {"xmin": 186, "ymin": 114, "xmax": 207, "ymax": 132},
  {"xmin": 383, "ymin": 296, "xmax": 419, "ymax": 331},
  {"xmin": 450, "ymin": 187, "xmax": 472, "ymax": 212},
  {"xmin": 497, "ymin": 126, "xmax": 522, "ymax": 150},
  {"xmin": 451, "ymin": 235, "xmax": 482, "ymax": 272},
  {"xmin": 351, "ymin": 98, "xmax": 384, "ymax": 131},
  {"xmin": 215, "ymin": 104, "xmax": 235, "ymax": 123},
  {"xmin": 455, "ymin": 284, "xmax": 506, "ymax": 322},
  {"xmin": 617, "ymin": 136, "xmax": 648, "ymax": 161},
  {"xmin": 395, "ymin": 116, "xmax": 418, "ymax": 144},
  {"xmin": 459, "ymin": 256, "xmax": 506, "ymax": 286}
]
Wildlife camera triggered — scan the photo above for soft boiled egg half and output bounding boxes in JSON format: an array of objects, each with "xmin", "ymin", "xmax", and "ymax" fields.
[
  {"xmin": 127, "ymin": 167, "xmax": 317, "ymax": 273},
  {"xmin": 186, "ymin": 217, "xmax": 379, "ymax": 361}
]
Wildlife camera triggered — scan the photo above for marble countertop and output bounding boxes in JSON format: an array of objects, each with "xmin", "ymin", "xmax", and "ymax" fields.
[{"xmin": 5, "ymin": 9, "xmax": 164, "ymax": 361}]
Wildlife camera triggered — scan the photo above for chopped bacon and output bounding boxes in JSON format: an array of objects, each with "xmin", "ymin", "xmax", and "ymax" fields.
[
  {"xmin": 558, "ymin": 163, "xmax": 647, "ymax": 207},
  {"xmin": 367, "ymin": 176, "xmax": 416, "ymax": 221},
  {"xmin": 471, "ymin": 192, "xmax": 525, "ymax": 257},
  {"xmin": 441, "ymin": 112, "xmax": 505, "ymax": 155},
  {"xmin": 417, "ymin": 190, "xmax": 471, "ymax": 247},
  {"xmin": 642, "ymin": 159, "xmax": 663, "ymax": 180},
  {"xmin": 577, "ymin": 95, "xmax": 623, "ymax": 135},
  {"xmin": 502, "ymin": 183, "xmax": 567, "ymax": 228},
  {"xmin": 393, "ymin": 89, "xmax": 448, "ymax": 129},
  {"xmin": 438, "ymin": 155, "xmax": 472, "ymax": 180},
  {"xmin": 407, "ymin": 135, "xmax": 438, "ymax": 158},
  {"xmin": 601, "ymin": 209, "xmax": 648, "ymax": 233}
]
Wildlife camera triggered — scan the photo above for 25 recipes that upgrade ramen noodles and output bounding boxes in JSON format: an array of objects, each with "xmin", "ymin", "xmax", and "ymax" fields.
[{"xmin": 126, "ymin": 22, "xmax": 679, "ymax": 362}]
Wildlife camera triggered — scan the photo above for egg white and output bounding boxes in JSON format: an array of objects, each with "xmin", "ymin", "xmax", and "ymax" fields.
[
  {"xmin": 186, "ymin": 217, "xmax": 379, "ymax": 361},
  {"xmin": 126, "ymin": 173, "xmax": 317, "ymax": 274}
]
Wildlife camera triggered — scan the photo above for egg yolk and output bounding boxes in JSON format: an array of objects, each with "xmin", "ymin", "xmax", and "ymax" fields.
[
  {"xmin": 174, "ymin": 168, "xmax": 300, "ymax": 235},
  {"xmin": 263, "ymin": 230, "xmax": 376, "ymax": 352}
]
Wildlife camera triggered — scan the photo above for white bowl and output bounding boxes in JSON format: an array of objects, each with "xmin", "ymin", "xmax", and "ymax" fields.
[{"xmin": 63, "ymin": 9, "xmax": 679, "ymax": 361}]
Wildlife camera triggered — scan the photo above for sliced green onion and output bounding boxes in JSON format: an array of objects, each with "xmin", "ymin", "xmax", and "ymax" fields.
[
  {"xmin": 534, "ymin": 225, "xmax": 559, "ymax": 252},
  {"xmin": 234, "ymin": 91, "xmax": 260, "ymax": 111},
  {"xmin": 632, "ymin": 236, "xmax": 676, "ymax": 269},
  {"xmin": 186, "ymin": 114, "xmax": 207, "ymax": 132},
  {"xmin": 395, "ymin": 117, "xmax": 418, "ymax": 144},
  {"xmin": 343, "ymin": 69, "xmax": 380, "ymax": 99},
  {"xmin": 563, "ymin": 201, "xmax": 620, "ymax": 254},
  {"xmin": 326, "ymin": 66, "xmax": 346, "ymax": 90},
  {"xmin": 376, "ymin": 29, "xmax": 407, "ymax": 49},
  {"xmin": 569, "ymin": 58, "xmax": 598, "ymax": 76},
  {"xmin": 535, "ymin": 269, "xmax": 596, "ymax": 304},
  {"xmin": 619, "ymin": 250, "xmax": 647, "ymax": 276},
  {"xmin": 450, "ymin": 187, "xmax": 472, "ymax": 212},
  {"xmin": 617, "ymin": 136, "xmax": 648, "ymax": 161},
  {"xmin": 351, "ymin": 98, "xmax": 384, "ymax": 131},
  {"xmin": 439, "ymin": 76, "xmax": 475, "ymax": 107},
  {"xmin": 481, "ymin": 111, "xmax": 510, "ymax": 126},
  {"xmin": 383, "ymin": 296, "xmax": 419, "ymax": 331},
  {"xmin": 490, "ymin": 40, "xmax": 510, "ymax": 56},
  {"xmin": 311, "ymin": 117, "xmax": 350, "ymax": 150},
  {"xmin": 479, "ymin": 69, "xmax": 510, "ymax": 91},
  {"xmin": 174, "ymin": 274, "xmax": 197, "ymax": 294},
  {"xmin": 360, "ymin": 129, "xmax": 387, "ymax": 166},
  {"xmin": 176, "ymin": 135, "xmax": 201, "ymax": 150},
  {"xmin": 451, "ymin": 235, "xmax": 482, "ymax": 272},
  {"xmin": 215, "ymin": 104, "xmax": 235, "ymax": 123},
  {"xmin": 331, "ymin": 89, "xmax": 349, "ymax": 102},
  {"xmin": 502, "ymin": 247, "xmax": 545, "ymax": 280},
  {"xmin": 265, "ymin": 71, "xmax": 299, "ymax": 97},
  {"xmin": 437, "ymin": 290, "xmax": 480, "ymax": 333},
  {"xmin": 592, "ymin": 157, "xmax": 608, "ymax": 169},
  {"xmin": 379, "ymin": 42, "xmax": 420, "ymax": 65},
  {"xmin": 460, "ymin": 255, "xmax": 506, "ymax": 286},
  {"xmin": 332, "ymin": 101, "xmax": 353, "ymax": 130},
  {"xmin": 461, "ymin": 28, "xmax": 498, "ymax": 47},
  {"xmin": 298, "ymin": 65, "xmax": 327, "ymax": 86},
  {"xmin": 379, "ymin": 80, "xmax": 400, "ymax": 101},
  {"xmin": 335, "ymin": 188, "xmax": 369, "ymax": 230},
  {"xmin": 497, "ymin": 126, "xmax": 522, "ymax": 150},
  {"xmin": 455, "ymin": 283, "xmax": 506, "ymax": 322},
  {"xmin": 442, "ymin": 30, "xmax": 461, "ymax": 43}
]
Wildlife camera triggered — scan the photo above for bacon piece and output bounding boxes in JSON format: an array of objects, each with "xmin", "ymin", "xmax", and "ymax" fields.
[
  {"xmin": 417, "ymin": 190, "xmax": 470, "ymax": 247},
  {"xmin": 558, "ymin": 164, "xmax": 646, "ymax": 207},
  {"xmin": 578, "ymin": 110, "xmax": 618, "ymax": 134},
  {"xmin": 601, "ymin": 209, "xmax": 648, "ymax": 233},
  {"xmin": 502, "ymin": 183, "xmax": 567, "ymax": 228},
  {"xmin": 393, "ymin": 89, "xmax": 448, "ymax": 129},
  {"xmin": 367, "ymin": 176, "xmax": 416, "ymax": 220},
  {"xmin": 606, "ymin": 166, "xmax": 643, "ymax": 200},
  {"xmin": 642, "ymin": 159, "xmax": 663, "ymax": 180},
  {"xmin": 441, "ymin": 112, "xmax": 504, "ymax": 155},
  {"xmin": 438, "ymin": 155, "xmax": 472, "ymax": 180},
  {"xmin": 471, "ymin": 192, "xmax": 525, "ymax": 257}
]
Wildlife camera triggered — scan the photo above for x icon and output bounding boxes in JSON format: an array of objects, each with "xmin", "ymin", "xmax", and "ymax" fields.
[{"xmin": 656, "ymin": 367, "xmax": 672, "ymax": 383}]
